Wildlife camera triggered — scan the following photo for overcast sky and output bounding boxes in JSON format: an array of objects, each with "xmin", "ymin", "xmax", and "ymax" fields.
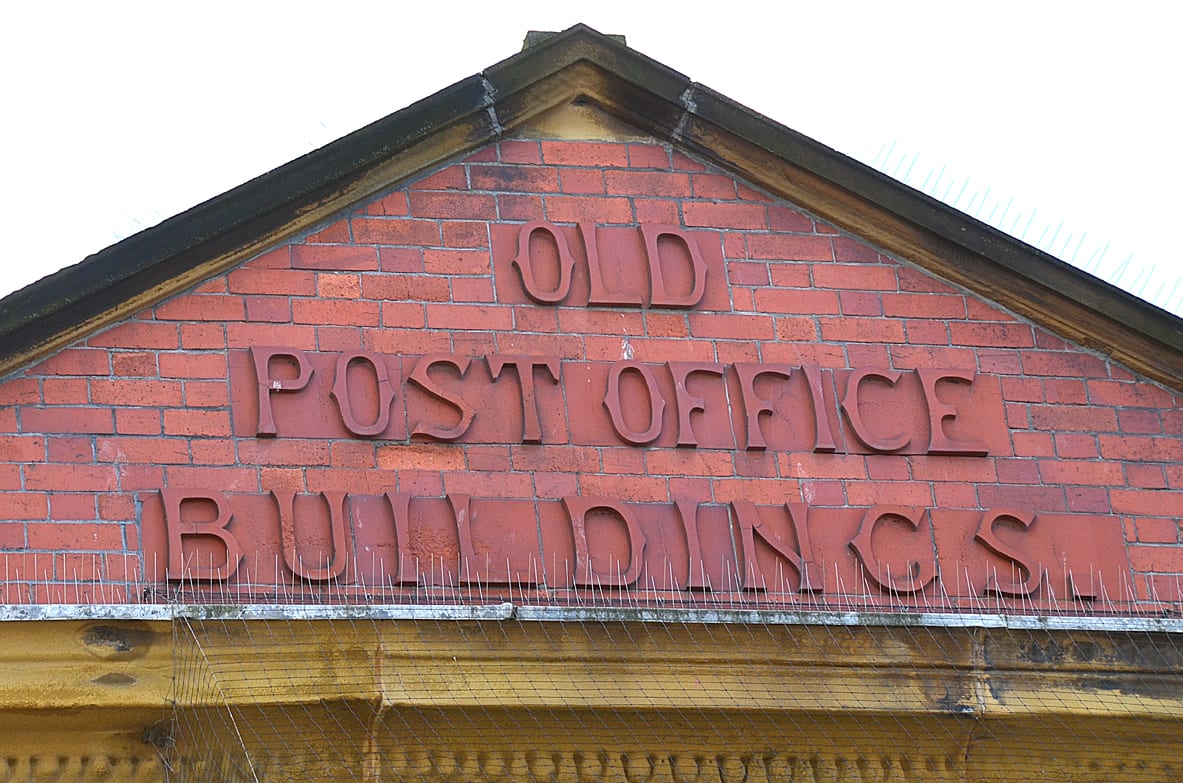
[{"xmin": 2, "ymin": 2, "xmax": 1178, "ymax": 314}]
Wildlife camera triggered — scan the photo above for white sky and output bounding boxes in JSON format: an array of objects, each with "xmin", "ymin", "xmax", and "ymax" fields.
[{"xmin": 2, "ymin": 2, "xmax": 1179, "ymax": 313}]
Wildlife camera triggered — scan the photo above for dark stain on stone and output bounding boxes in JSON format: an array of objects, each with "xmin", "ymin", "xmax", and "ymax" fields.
[
  {"xmin": 92, "ymin": 672, "xmax": 136, "ymax": 686},
  {"xmin": 81, "ymin": 623, "xmax": 157, "ymax": 659}
]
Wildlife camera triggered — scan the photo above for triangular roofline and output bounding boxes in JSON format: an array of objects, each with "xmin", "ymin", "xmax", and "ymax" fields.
[{"xmin": 2, "ymin": 23, "xmax": 1179, "ymax": 387}]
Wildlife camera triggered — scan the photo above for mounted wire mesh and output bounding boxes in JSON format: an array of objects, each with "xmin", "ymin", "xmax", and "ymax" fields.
[{"xmin": 163, "ymin": 599, "xmax": 1183, "ymax": 783}]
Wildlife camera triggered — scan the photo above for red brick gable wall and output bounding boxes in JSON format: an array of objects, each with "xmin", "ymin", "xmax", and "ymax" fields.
[{"xmin": 0, "ymin": 138, "xmax": 1180, "ymax": 610}]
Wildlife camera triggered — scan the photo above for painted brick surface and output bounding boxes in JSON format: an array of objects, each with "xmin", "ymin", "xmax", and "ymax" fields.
[{"xmin": 0, "ymin": 138, "xmax": 1180, "ymax": 609}]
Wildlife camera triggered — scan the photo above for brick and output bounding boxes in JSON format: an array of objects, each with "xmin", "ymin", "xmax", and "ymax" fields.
[
  {"xmin": 910, "ymin": 456, "xmax": 997, "ymax": 483},
  {"xmin": 155, "ymin": 294, "xmax": 245, "ymax": 322},
  {"xmin": 499, "ymin": 140, "xmax": 541, "ymax": 164},
  {"xmin": 158, "ymin": 352, "xmax": 227, "ymax": 379},
  {"xmin": 31, "ymin": 349, "xmax": 110, "ymax": 376},
  {"xmin": 181, "ymin": 323, "xmax": 226, "ymax": 350},
  {"xmin": 50, "ymin": 494, "xmax": 97, "ymax": 520},
  {"xmin": 995, "ymin": 458, "xmax": 1040, "ymax": 484},
  {"xmin": 606, "ymin": 170, "xmax": 691, "ymax": 197},
  {"xmin": 1033, "ymin": 330, "xmax": 1069, "ymax": 349},
  {"xmin": 559, "ymin": 168, "xmax": 605, "ymax": 194},
  {"xmin": 1021, "ymin": 351, "xmax": 1109, "ymax": 378},
  {"xmin": 295, "ymin": 242, "xmax": 382, "ymax": 271},
  {"xmin": 0, "ymin": 435, "xmax": 45, "ymax": 463},
  {"xmin": 766, "ymin": 206, "xmax": 813, "ymax": 232},
  {"xmin": 47, "ymin": 437, "xmax": 94, "ymax": 463},
  {"xmin": 556, "ymin": 310, "xmax": 645, "ymax": 336},
  {"xmin": 845, "ymin": 481, "xmax": 932, "ymax": 507},
  {"xmin": 1030, "ymin": 405, "xmax": 1117, "ymax": 432},
  {"xmin": 22, "ymin": 407, "xmax": 113, "ymax": 435},
  {"xmin": 890, "ymin": 346, "xmax": 976, "ymax": 371},
  {"xmin": 111, "ymin": 351, "xmax": 157, "ymax": 377},
  {"xmin": 645, "ymin": 450, "xmax": 735, "ymax": 477},
  {"xmin": 316, "ymin": 273, "xmax": 362, "ymax": 299},
  {"xmin": 1127, "ymin": 464, "xmax": 1168, "ymax": 489},
  {"xmin": 977, "ymin": 484, "xmax": 1066, "ymax": 512},
  {"xmin": 304, "ymin": 218, "xmax": 350, "ymax": 244},
  {"xmin": 163, "ymin": 409, "xmax": 231, "ymax": 437},
  {"xmin": 115, "ymin": 408, "xmax": 161, "ymax": 435},
  {"xmin": 1098, "ymin": 435, "xmax": 1183, "ymax": 462},
  {"xmin": 426, "ymin": 304, "xmax": 513, "ymax": 331},
  {"xmin": 237, "ymin": 440, "xmax": 331, "ymax": 467},
  {"xmin": 247, "ymin": 246, "xmax": 291, "ymax": 269},
  {"xmin": 897, "ymin": 267, "xmax": 958, "ymax": 295},
  {"xmin": 90, "ymin": 379, "xmax": 183, "ymax": 407},
  {"xmin": 1044, "ymin": 379, "xmax": 1087, "ymax": 404},
  {"xmin": 901, "ymin": 320, "xmax": 948, "ymax": 345},
  {"xmin": 1129, "ymin": 544, "xmax": 1183, "ymax": 573},
  {"xmin": 1038, "ymin": 460, "xmax": 1123, "ymax": 486},
  {"xmin": 812, "ymin": 264, "xmax": 896, "ymax": 290},
  {"xmin": 451, "ymin": 277, "xmax": 495, "ymax": 303},
  {"xmin": 1111, "ymin": 489, "xmax": 1183, "ymax": 516},
  {"xmin": 767, "ymin": 264, "xmax": 811, "ymax": 288},
  {"xmin": 579, "ymin": 474, "xmax": 668, "ymax": 502},
  {"xmin": 227, "ymin": 267, "xmax": 316, "ymax": 296},
  {"xmin": 0, "ymin": 464, "xmax": 19, "ymax": 491},
  {"xmin": 25, "ymin": 464, "xmax": 116, "ymax": 492},
  {"xmin": 350, "ymin": 219, "xmax": 440, "ymax": 248},
  {"xmin": 0, "ymin": 379, "xmax": 39, "ymax": 406},
  {"xmin": 365, "ymin": 275, "xmax": 448, "ymax": 303},
  {"xmin": 98, "ymin": 494, "xmax": 135, "ymax": 521},
  {"xmin": 496, "ymin": 194, "xmax": 544, "ymax": 221},
  {"xmin": 947, "ymin": 322, "xmax": 1034, "ymax": 348},
  {"xmin": 839, "ymin": 291, "xmax": 882, "ymax": 316},
  {"xmin": 754, "ymin": 289, "xmax": 840, "ymax": 315},
  {"xmin": 1135, "ymin": 517, "xmax": 1179, "ymax": 544},
  {"xmin": 881, "ymin": 293, "xmax": 967, "ymax": 319},
  {"xmin": 1053, "ymin": 433, "xmax": 1098, "ymax": 458},
  {"xmin": 372, "ymin": 248, "xmax": 421, "ymax": 275},
  {"xmin": 540, "ymin": 140, "xmax": 628, "ymax": 167},
  {"xmin": 727, "ymin": 262, "xmax": 770, "ymax": 286},
  {"xmin": 545, "ymin": 196, "xmax": 633, "ymax": 225},
  {"xmin": 1065, "ymin": 487, "xmax": 1110, "ymax": 513},
  {"xmin": 361, "ymin": 191, "xmax": 409, "ymax": 216},
  {"xmin": 832, "ymin": 237, "xmax": 880, "ymax": 262},
  {"xmin": 330, "ymin": 441, "xmax": 376, "ymax": 469},
  {"xmin": 688, "ymin": 312, "xmax": 774, "ymax": 340},
  {"xmin": 245, "ymin": 296, "xmax": 290, "ymax": 323},
  {"xmin": 0, "ymin": 523, "xmax": 22, "ymax": 549},
  {"xmin": 768, "ymin": 317, "xmax": 813, "ymax": 342},
  {"xmin": 27, "ymin": 522, "xmax": 124, "ymax": 551},
  {"xmin": 409, "ymin": 191, "xmax": 496, "ymax": 220},
  {"xmin": 818, "ymin": 317, "xmax": 905, "ymax": 343},
  {"xmin": 183, "ymin": 381, "xmax": 229, "ymax": 408},
  {"xmin": 0, "ymin": 493, "xmax": 47, "ymax": 521},
  {"xmin": 779, "ymin": 453, "xmax": 867, "ymax": 480},
  {"xmin": 88, "ymin": 322, "xmax": 179, "ymax": 350},
  {"xmin": 292, "ymin": 298, "xmax": 380, "ymax": 327},
  {"xmin": 1167, "ymin": 466, "xmax": 1183, "ymax": 489},
  {"xmin": 633, "ymin": 199, "xmax": 681, "ymax": 224},
  {"xmin": 683, "ymin": 202, "xmax": 766, "ymax": 230},
  {"xmin": 411, "ymin": 165, "xmax": 468, "ymax": 191},
  {"xmin": 747, "ymin": 234, "xmax": 832, "ymax": 261},
  {"xmin": 688, "ymin": 173, "xmax": 736, "ymax": 199},
  {"xmin": 627, "ymin": 144, "xmax": 670, "ymax": 169},
  {"xmin": 422, "ymin": 249, "xmax": 492, "ymax": 275},
  {"xmin": 470, "ymin": 165, "xmax": 559, "ymax": 193},
  {"xmin": 1088, "ymin": 380, "xmax": 1173, "ymax": 408},
  {"xmin": 439, "ymin": 221, "xmax": 489, "ymax": 249},
  {"xmin": 1118, "ymin": 408, "xmax": 1163, "ymax": 434},
  {"xmin": 380, "ymin": 302, "xmax": 425, "ymax": 328},
  {"xmin": 192, "ymin": 278, "xmax": 226, "ymax": 294}
]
